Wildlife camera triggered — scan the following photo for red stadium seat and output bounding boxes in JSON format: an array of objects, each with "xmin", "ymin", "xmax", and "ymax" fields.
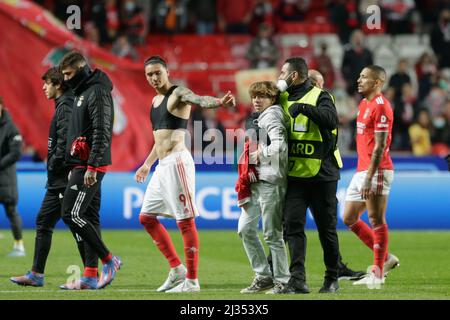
[{"xmin": 279, "ymin": 20, "xmax": 337, "ymax": 35}]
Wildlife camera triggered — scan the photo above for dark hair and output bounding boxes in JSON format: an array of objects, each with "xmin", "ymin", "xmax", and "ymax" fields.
[
  {"xmin": 414, "ymin": 107, "xmax": 430, "ymax": 120},
  {"xmin": 41, "ymin": 66, "xmax": 68, "ymax": 92},
  {"xmin": 59, "ymin": 50, "xmax": 87, "ymax": 70},
  {"xmin": 365, "ymin": 65, "xmax": 386, "ymax": 82},
  {"xmin": 0, "ymin": 96, "xmax": 3, "ymax": 106},
  {"xmin": 144, "ymin": 55, "xmax": 167, "ymax": 68},
  {"xmin": 285, "ymin": 57, "xmax": 308, "ymax": 81}
]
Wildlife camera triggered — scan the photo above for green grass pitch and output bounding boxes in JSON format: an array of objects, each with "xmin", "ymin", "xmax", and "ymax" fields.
[{"xmin": 0, "ymin": 229, "xmax": 449, "ymax": 300}]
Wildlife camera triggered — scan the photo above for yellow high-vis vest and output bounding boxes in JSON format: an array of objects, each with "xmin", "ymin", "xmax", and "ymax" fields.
[{"xmin": 280, "ymin": 86, "xmax": 343, "ymax": 178}]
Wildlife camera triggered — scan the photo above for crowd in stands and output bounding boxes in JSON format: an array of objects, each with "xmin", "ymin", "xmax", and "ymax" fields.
[{"xmin": 32, "ymin": 0, "xmax": 450, "ymax": 157}]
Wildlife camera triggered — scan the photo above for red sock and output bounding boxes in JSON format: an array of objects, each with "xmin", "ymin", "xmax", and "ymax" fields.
[
  {"xmin": 101, "ymin": 253, "xmax": 112, "ymax": 264},
  {"xmin": 83, "ymin": 267, "xmax": 98, "ymax": 278},
  {"xmin": 177, "ymin": 218, "xmax": 199, "ymax": 280},
  {"xmin": 349, "ymin": 220, "xmax": 375, "ymax": 250},
  {"xmin": 372, "ymin": 224, "xmax": 389, "ymax": 277},
  {"xmin": 140, "ymin": 214, "xmax": 181, "ymax": 268}
]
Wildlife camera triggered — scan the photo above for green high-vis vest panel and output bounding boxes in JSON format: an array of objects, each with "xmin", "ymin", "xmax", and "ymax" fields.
[{"xmin": 280, "ymin": 86, "xmax": 343, "ymax": 178}]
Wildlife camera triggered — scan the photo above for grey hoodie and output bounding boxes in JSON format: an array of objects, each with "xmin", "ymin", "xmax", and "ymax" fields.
[{"xmin": 256, "ymin": 104, "xmax": 290, "ymax": 186}]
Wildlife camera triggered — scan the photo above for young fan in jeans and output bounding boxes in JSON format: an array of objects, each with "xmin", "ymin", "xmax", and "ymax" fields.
[{"xmin": 237, "ymin": 81, "xmax": 291, "ymax": 294}]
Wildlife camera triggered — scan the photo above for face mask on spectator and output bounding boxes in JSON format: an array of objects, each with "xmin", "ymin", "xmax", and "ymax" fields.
[
  {"xmin": 125, "ymin": 2, "xmax": 135, "ymax": 12},
  {"xmin": 433, "ymin": 116, "xmax": 446, "ymax": 129},
  {"xmin": 439, "ymin": 79, "xmax": 449, "ymax": 91}
]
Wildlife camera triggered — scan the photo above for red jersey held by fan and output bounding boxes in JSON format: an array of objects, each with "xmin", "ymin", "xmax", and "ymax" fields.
[{"xmin": 356, "ymin": 93, "xmax": 394, "ymax": 172}]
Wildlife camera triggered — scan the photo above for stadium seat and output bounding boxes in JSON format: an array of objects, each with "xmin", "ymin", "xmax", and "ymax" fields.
[
  {"xmin": 393, "ymin": 34, "xmax": 421, "ymax": 48},
  {"xmin": 327, "ymin": 47, "xmax": 344, "ymax": 70},
  {"xmin": 210, "ymin": 77, "xmax": 237, "ymax": 97},
  {"xmin": 366, "ymin": 34, "xmax": 393, "ymax": 53},
  {"xmin": 421, "ymin": 34, "xmax": 430, "ymax": 46},
  {"xmin": 280, "ymin": 34, "xmax": 309, "ymax": 48},
  {"xmin": 281, "ymin": 45, "xmax": 314, "ymax": 64},
  {"xmin": 374, "ymin": 45, "xmax": 398, "ymax": 76},
  {"xmin": 311, "ymin": 33, "xmax": 341, "ymax": 54},
  {"xmin": 227, "ymin": 35, "xmax": 252, "ymax": 70},
  {"xmin": 142, "ymin": 35, "xmax": 238, "ymax": 71},
  {"xmin": 309, "ymin": 34, "xmax": 342, "ymax": 69},
  {"xmin": 391, "ymin": 34, "xmax": 433, "ymax": 62},
  {"xmin": 280, "ymin": 22, "xmax": 310, "ymax": 34},
  {"xmin": 278, "ymin": 21, "xmax": 335, "ymax": 34},
  {"xmin": 397, "ymin": 45, "xmax": 430, "ymax": 62}
]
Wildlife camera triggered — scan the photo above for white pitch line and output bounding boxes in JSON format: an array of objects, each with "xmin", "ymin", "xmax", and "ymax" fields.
[{"xmin": 0, "ymin": 289, "xmax": 233, "ymax": 293}]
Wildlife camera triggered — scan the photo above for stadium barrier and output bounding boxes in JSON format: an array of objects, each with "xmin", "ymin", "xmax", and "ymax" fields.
[{"xmin": 1, "ymin": 170, "xmax": 449, "ymax": 230}]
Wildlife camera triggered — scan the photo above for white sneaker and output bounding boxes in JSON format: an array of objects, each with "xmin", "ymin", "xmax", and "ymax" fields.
[
  {"xmin": 8, "ymin": 248, "xmax": 25, "ymax": 257},
  {"xmin": 156, "ymin": 265, "xmax": 187, "ymax": 292},
  {"xmin": 383, "ymin": 253, "xmax": 400, "ymax": 276},
  {"xmin": 165, "ymin": 279, "xmax": 200, "ymax": 293},
  {"xmin": 353, "ymin": 272, "xmax": 385, "ymax": 288}
]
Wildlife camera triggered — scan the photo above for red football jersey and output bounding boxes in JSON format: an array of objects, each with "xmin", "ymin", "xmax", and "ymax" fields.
[{"xmin": 356, "ymin": 93, "xmax": 394, "ymax": 172}]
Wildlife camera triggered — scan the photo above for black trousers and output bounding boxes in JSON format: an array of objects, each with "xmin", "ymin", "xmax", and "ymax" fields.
[
  {"xmin": 1, "ymin": 201, "xmax": 22, "ymax": 241},
  {"xmin": 62, "ymin": 168, "xmax": 109, "ymax": 263},
  {"xmin": 32, "ymin": 187, "xmax": 100, "ymax": 273},
  {"xmin": 284, "ymin": 180, "xmax": 340, "ymax": 284}
]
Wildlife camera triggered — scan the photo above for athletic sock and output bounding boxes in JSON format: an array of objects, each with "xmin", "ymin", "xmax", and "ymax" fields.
[
  {"xmin": 177, "ymin": 218, "xmax": 199, "ymax": 280},
  {"xmin": 373, "ymin": 224, "xmax": 389, "ymax": 278},
  {"xmin": 139, "ymin": 214, "xmax": 181, "ymax": 268},
  {"xmin": 14, "ymin": 240, "xmax": 25, "ymax": 251},
  {"xmin": 83, "ymin": 267, "xmax": 98, "ymax": 278},
  {"xmin": 101, "ymin": 253, "xmax": 112, "ymax": 264},
  {"xmin": 349, "ymin": 220, "xmax": 375, "ymax": 250}
]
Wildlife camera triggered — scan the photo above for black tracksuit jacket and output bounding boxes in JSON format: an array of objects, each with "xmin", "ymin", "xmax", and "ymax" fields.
[
  {"xmin": 0, "ymin": 110, "xmax": 22, "ymax": 203},
  {"xmin": 65, "ymin": 69, "xmax": 114, "ymax": 168},
  {"xmin": 47, "ymin": 92, "xmax": 74, "ymax": 189}
]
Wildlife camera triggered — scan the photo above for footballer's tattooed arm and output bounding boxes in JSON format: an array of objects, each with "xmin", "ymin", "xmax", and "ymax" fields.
[
  {"xmin": 361, "ymin": 131, "xmax": 388, "ymax": 199},
  {"xmin": 176, "ymin": 86, "xmax": 235, "ymax": 109}
]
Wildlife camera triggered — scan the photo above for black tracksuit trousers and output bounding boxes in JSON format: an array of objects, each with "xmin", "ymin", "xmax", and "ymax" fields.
[
  {"xmin": 284, "ymin": 179, "xmax": 340, "ymax": 284},
  {"xmin": 62, "ymin": 168, "xmax": 109, "ymax": 263},
  {"xmin": 32, "ymin": 186, "xmax": 101, "ymax": 273},
  {"xmin": 1, "ymin": 202, "xmax": 22, "ymax": 241}
]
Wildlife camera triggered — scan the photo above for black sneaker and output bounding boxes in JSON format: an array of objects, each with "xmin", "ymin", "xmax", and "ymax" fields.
[
  {"xmin": 319, "ymin": 279, "xmax": 339, "ymax": 293},
  {"xmin": 338, "ymin": 263, "xmax": 366, "ymax": 281},
  {"xmin": 240, "ymin": 276, "xmax": 274, "ymax": 294},
  {"xmin": 292, "ymin": 281, "xmax": 311, "ymax": 294}
]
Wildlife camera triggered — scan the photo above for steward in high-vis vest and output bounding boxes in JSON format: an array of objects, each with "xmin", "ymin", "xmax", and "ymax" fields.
[{"xmin": 273, "ymin": 57, "xmax": 341, "ymax": 295}]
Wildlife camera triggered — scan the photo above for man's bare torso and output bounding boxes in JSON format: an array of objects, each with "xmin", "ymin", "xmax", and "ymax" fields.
[{"xmin": 152, "ymin": 87, "xmax": 191, "ymax": 160}]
